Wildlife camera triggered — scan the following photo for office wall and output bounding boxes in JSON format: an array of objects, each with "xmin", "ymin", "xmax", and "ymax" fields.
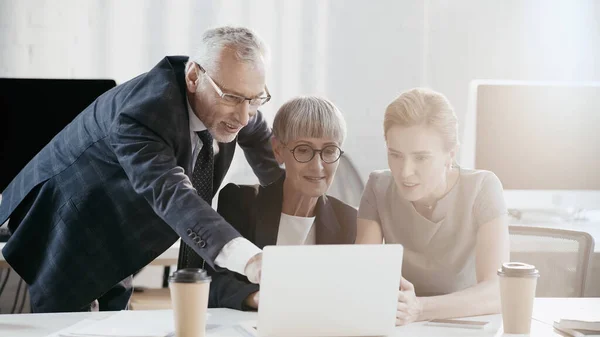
[
  {"xmin": 426, "ymin": 0, "xmax": 600, "ymax": 156},
  {"xmin": 0, "ymin": 0, "xmax": 425, "ymax": 184},
  {"xmin": 2, "ymin": 0, "xmax": 599, "ymax": 181}
]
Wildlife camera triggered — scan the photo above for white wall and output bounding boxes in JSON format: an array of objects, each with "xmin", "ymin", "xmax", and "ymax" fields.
[
  {"xmin": 425, "ymin": 0, "xmax": 600, "ymax": 154},
  {"xmin": 2, "ymin": 0, "xmax": 599, "ymax": 181},
  {"xmin": 0, "ymin": 0, "xmax": 427, "ymax": 184}
]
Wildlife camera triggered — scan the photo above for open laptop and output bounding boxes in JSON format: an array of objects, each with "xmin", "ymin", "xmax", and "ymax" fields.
[{"xmin": 256, "ymin": 244, "xmax": 404, "ymax": 337}]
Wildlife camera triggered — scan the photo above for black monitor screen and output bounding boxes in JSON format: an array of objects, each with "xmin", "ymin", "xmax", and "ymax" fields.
[{"xmin": 0, "ymin": 78, "xmax": 117, "ymax": 191}]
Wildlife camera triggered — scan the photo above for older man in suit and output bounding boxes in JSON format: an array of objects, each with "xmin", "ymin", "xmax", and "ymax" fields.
[{"xmin": 0, "ymin": 26, "xmax": 283, "ymax": 313}]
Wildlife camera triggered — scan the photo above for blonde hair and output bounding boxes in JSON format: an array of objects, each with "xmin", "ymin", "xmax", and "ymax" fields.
[
  {"xmin": 384, "ymin": 88, "xmax": 458, "ymax": 151},
  {"xmin": 273, "ymin": 96, "xmax": 346, "ymax": 145}
]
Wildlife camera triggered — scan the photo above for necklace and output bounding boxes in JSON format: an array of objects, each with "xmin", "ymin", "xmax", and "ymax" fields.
[{"xmin": 422, "ymin": 176, "xmax": 449, "ymax": 211}]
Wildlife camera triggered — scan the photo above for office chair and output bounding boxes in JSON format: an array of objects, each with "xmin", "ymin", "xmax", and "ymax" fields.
[
  {"xmin": 509, "ymin": 225, "xmax": 595, "ymax": 297},
  {"xmin": 325, "ymin": 153, "xmax": 365, "ymax": 209}
]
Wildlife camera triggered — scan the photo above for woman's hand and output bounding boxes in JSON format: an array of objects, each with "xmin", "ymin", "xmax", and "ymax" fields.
[{"xmin": 396, "ymin": 277, "xmax": 423, "ymax": 326}]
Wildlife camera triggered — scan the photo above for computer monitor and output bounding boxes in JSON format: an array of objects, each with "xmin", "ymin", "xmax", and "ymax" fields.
[
  {"xmin": 461, "ymin": 80, "xmax": 600, "ymax": 212},
  {"xmin": 0, "ymin": 78, "xmax": 117, "ymax": 192}
]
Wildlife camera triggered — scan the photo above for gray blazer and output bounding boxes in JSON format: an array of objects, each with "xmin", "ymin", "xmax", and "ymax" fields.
[{"xmin": 0, "ymin": 56, "xmax": 282, "ymax": 312}]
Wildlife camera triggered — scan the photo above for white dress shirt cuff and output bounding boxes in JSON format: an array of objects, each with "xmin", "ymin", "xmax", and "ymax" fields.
[{"xmin": 215, "ymin": 237, "xmax": 262, "ymax": 276}]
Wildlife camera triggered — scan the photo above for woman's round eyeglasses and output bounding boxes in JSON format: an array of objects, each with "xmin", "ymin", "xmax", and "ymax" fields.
[{"xmin": 284, "ymin": 144, "xmax": 344, "ymax": 164}]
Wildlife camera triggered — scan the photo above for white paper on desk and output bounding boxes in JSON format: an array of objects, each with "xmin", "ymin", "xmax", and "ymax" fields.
[
  {"xmin": 534, "ymin": 302, "xmax": 600, "ymax": 327},
  {"xmin": 44, "ymin": 319, "xmax": 99, "ymax": 337},
  {"xmin": 59, "ymin": 310, "xmax": 177, "ymax": 337},
  {"xmin": 207, "ymin": 322, "xmax": 257, "ymax": 337}
]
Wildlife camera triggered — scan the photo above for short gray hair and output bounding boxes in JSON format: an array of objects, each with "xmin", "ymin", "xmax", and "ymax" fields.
[
  {"xmin": 186, "ymin": 26, "xmax": 269, "ymax": 73},
  {"xmin": 273, "ymin": 96, "xmax": 347, "ymax": 145}
]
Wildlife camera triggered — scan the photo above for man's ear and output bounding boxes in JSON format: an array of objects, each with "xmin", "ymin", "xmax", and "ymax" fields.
[
  {"xmin": 271, "ymin": 136, "xmax": 285, "ymax": 165},
  {"xmin": 185, "ymin": 62, "xmax": 200, "ymax": 93}
]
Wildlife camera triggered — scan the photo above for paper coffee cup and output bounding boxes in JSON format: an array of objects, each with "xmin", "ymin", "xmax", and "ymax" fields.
[
  {"xmin": 169, "ymin": 268, "xmax": 211, "ymax": 337},
  {"xmin": 498, "ymin": 262, "xmax": 539, "ymax": 334}
]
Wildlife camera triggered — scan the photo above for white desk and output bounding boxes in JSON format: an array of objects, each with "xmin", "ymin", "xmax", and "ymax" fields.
[
  {"xmin": 0, "ymin": 298, "xmax": 598, "ymax": 337},
  {"xmin": 149, "ymin": 241, "xmax": 180, "ymax": 267},
  {"xmin": 0, "ymin": 308, "xmax": 257, "ymax": 337},
  {"xmin": 0, "ymin": 241, "xmax": 180, "ymax": 268}
]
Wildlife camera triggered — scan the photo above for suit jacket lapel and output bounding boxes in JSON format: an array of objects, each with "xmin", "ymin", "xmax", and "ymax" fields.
[
  {"xmin": 171, "ymin": 55, "xmax": 235, "ymax": 192},
  {"xmin": 254, "ymin": 175, "xmax": 284, "ymax": 249},
  {"xmin": 169, "ymin": 55, "xmax": 236, "ymax": 186},
  {"xmin": 315, "ymin": 196, "xmax": 342, "ymax": 244},
  {"xmin": 171, "ymin": 56, "xmax": 194, "ymax": 176}
]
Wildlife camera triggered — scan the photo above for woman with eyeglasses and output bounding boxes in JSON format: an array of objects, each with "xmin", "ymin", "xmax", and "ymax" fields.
[
  {"xmin": 207, "ymin": 96, "xmax": 357, "ymax": 310},
  {"xmin": 356, "ymin": 88, "xmax": 510, "ymax": 325}
]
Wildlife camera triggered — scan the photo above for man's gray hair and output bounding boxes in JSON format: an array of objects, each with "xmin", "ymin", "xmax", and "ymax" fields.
[
  {"xmin": 273, "ymin": 96, "xmax": 347, "ymax": 145},
  {"xmin": 186, "ymin": 26, "xmax": 269, "ymax": 73}
]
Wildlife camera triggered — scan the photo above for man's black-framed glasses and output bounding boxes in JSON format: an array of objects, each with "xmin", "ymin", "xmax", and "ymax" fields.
[
  {"xmin": 285, "ymin": 144, "xmax": 344, "ymax": 164},
  {"xmin": 197, "ymin": 63, "xmax": 271, "ymax": 107}
]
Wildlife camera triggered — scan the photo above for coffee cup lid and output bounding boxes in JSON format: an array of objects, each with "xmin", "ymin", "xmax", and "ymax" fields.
[
  {"xmin": 168, "ymin": 268, "xmax": 211, "ymax": 283},
  {"xmin": 497, "ymin": 262, "xmax": 539, "ymax": 278}
]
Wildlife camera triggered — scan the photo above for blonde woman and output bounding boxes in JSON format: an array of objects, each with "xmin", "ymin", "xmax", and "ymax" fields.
[{"xmin": 357, "ymin": 88, "xmax": 509, "ymax": 325}]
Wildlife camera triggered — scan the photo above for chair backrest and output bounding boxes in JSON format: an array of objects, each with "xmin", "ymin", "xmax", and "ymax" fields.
[
  {"xmin": 326, "ymin": 153, "xmax": 365, "ymax": 208},
  {"xmin": 509, "ymin": 225, "xmax": 595, "ymax": 297},
  {"xmin": 0, "ymin": 268, "xmax": 31, "ymax": 314}
]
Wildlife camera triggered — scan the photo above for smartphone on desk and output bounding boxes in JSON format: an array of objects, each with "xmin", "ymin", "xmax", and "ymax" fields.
[{"xmin": 425, "ymin": 318, "xmax": 490, "ymax": 329}]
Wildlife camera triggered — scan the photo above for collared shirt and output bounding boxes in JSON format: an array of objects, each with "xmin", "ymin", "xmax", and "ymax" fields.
[
  {"xmin": 187, "ymin": 99, "xmax": 218, "ymax": 168},
  {"xmin": 186, "ymin": 97, "xmax": 260, "ymax": 276}
]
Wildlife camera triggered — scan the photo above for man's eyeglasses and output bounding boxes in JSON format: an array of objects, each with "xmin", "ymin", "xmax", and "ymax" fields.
[
  {"xmin": 196, "ymin": 63, "xmax": 271, "ymax": 107},
  {"xmin": 285, "ymin": 144, "xmax": 344, "ymax": 164}
]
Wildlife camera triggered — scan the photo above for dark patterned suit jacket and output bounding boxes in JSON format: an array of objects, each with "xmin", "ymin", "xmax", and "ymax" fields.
[{"xmin": 0, "ymin": 56, "xmax": 282, "ymax": 312}]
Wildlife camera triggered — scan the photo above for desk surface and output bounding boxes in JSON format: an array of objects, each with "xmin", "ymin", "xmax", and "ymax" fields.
[
  {"xmin": 149, "ymin": 240, "xmax": 180, "ymax": 266},
  {"xmin": 0, "ymin": 241, "xmax": 181, "ymax": 268},
  {"xmin": 0, "ymin": 298, "xmax": 598, "ymax": 337}
]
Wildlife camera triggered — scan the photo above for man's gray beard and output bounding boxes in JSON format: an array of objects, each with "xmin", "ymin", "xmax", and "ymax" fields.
[{"xmin": 209, "ymin": 126, "xmax": 237, "ymax": 143}]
